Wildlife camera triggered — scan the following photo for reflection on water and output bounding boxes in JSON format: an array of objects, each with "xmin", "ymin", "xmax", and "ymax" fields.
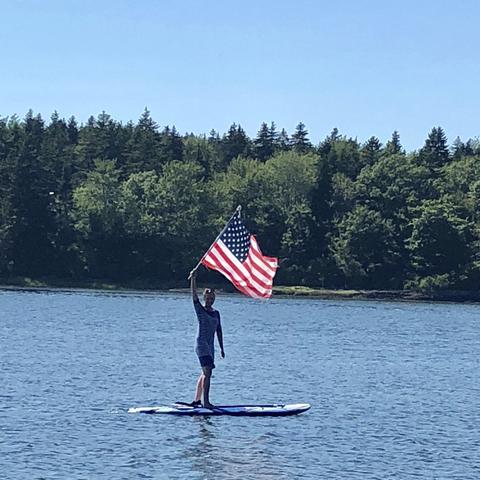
[
  {"xmin": 184, "ymin": 418, "xmax": 219, "ymax": 479},
  {"xmin": 1, "ymin": 289, "xmax": 479, "ymax": 479},
  {"xmin": 181, "ymin": 418, "xmax": 289, "ymax": 480}
]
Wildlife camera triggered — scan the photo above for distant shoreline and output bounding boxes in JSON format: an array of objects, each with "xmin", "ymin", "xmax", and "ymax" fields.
[{"xmin": 1, "ymin": 277, "xmax": 479, "ymax": 304}]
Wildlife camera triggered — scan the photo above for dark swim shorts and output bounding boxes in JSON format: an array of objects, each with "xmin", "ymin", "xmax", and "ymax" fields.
[{"xmin": 198, "ymin": 355, "xmax": 215, "ymax": 369}]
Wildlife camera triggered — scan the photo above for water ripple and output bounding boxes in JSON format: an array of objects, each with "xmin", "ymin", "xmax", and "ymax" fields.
[{"xmin": 0, "ymin": 290, "xmax": 479, "ymax": 478}]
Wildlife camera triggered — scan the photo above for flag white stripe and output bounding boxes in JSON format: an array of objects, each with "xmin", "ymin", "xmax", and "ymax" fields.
[
  {"xmin": 249, "ymin": 247, "xmax": 277, "ymax": 278},
  {"xmin": 204, "ymin": 249, "xmax": 264, "ymax": 298},
  {"xmin": 206, "ymin": 243, "xmax": 271, "ymax": 297},
  {"xmin": 243, "ymin": 256, "xmax": 273, "ymax": 286},
  {"xmin": 250, "ymin": 237, "xmax": 278, "ymax": 274},
  {"xmin": 216, "ymin": 240, "xmax": 272, "ymax": 295}
]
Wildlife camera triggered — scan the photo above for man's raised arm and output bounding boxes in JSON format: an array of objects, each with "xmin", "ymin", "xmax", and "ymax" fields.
[{"xmin": 190, "ymin": 270, "xmax": 199, "ymax": 303}]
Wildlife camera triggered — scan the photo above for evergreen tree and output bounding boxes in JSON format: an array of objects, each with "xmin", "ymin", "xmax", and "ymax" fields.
[
  {"xmin": 220, "ymin": 123, "xmax": 251, "ymax": 166},
  {"xmin": 75, "ymin": 115, "xmax": 100, "ymax": 180},
  {"xmin": 159, "ymin": 125, "xmax": 184, "ymax": 164},
  {"xmin": 451, "ymin": 136, "xmax": 474, "ymax": 159},
  {"xmin": 361, "ymin": 136, "xmax": 382, "ymax": 168},
  {"xmin": 254, "ymin": 122, "xmax": 275, "ymax": 161},
  {"xmin": 276, "ymin": 128, "xmax": 290, "ymax": 152},
  {"xmin": 0, "ymin": 117, "xmax": 15, "ymax": 274},
  {"xmin": 67, "ymin": 116, "xmax": 79, "ymax": 144},
  {"xmin": 291, "ymin": 122, "xmax": 312, "ymax": 153},
  {"xmin": 208, "ymin": 129, "xmax": 220, "ymax": 144},
  {"xmin": 42, "ymin": 112, "xmax": 81, "ymax": 275},
  {"xmin": 419, "ymin": 126, "xmax": 450, "ymax": 168},
  {"xmin": 124, "ymin": 108, "xmax": 162, "ymax": 173},
  {"xmin": 9, "ymin": 112, "xmax": 56, "ymax": 276},
  {"xmin": 384, "ymin": 131, "xmax": 403, "ymax": 155},
  {"xmin": 269, "ymin": 122, "xmax": 278, "ymax": 152}
]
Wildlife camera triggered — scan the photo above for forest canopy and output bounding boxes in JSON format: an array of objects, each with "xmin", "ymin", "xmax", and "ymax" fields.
[{"xmin": 1, "ymin": 109, "xmax": 479, "ymax": 292}]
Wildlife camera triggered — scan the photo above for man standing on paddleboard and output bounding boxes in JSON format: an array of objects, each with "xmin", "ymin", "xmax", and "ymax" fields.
[{"xmin": 189, "ymin": 270, "xmax": 224, "ymax": 409}]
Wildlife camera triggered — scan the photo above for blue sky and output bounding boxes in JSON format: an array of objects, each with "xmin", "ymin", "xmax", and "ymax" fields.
[{"xmin": 1, "ymin": 0, "xmax": 479, "ymax": 150}]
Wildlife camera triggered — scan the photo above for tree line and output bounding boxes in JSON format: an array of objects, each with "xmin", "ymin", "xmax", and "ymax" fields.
[{"xmin": 0, "ymin": 109, "xmax": 479, "ymax": 292}]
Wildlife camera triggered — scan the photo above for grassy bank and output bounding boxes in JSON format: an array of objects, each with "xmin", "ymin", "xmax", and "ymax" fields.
[
  {"xmin": 1, "ymin": 276, "xmax": 479, "ymax": 303},
  {"xmin": 272, "ymin": 285, "xmax": 480, "ymax": 302}
]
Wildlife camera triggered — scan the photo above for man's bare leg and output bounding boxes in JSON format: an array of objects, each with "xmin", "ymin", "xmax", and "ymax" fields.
[
  {"xmin": 202, "ymin": 367, "xmax": 214, "ymax": 408},
  {"xmin": 194, "ymin": 373, "xmax": 204, "ymax": 403}
]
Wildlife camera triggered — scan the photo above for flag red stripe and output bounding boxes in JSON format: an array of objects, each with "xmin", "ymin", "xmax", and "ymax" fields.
[
  {"xmin": 246, "ymin": 250, "xmax": 274, "ymax": 282},
  {"xmin": 211, "ymin": 244, "xmax": 269, "ymax": 296},
  {"xmin": 215, "ymin": 242, "xmax": 274, "ymax": 295},
  {"xmin": 204, "ymin": 247, "xmax": 262, "ymax": 297},
  {"xmin": 250, "ymin": 236, "xmax": 278, "ymax": 274},
  {"xmin": 201, "ymin": 231, "xmax": 277, "ymax": 299},
  {"xmin": 245, "ymin": 239, "xmax": 277, "ymax": 286},
  {"xmin": 241, "ymin": 257, "xmax": 272, "ymax": 290},
  {"xmin": 203, "ymin": 249, "xmax": 264, "ymax": 298},
  {"xmin": 205, "ymin": 245, "xmax": 271, "ymax": 298}
]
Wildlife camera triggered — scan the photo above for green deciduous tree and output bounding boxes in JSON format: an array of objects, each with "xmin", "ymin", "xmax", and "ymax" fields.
[
  {"xmin": 406, "ymin": 201, "xmax": 474, "ymax": 287},
  {"xmin": 72, "ymin": 159, "xmax": 125, "ymax": 278},
  {"xmin": 332, "ymin": 205, "xmax": 402, "ymax": 288}
]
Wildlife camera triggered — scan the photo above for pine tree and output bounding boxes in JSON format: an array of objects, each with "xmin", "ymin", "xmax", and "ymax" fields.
[
  {"xmin": 67, "ymin": 116, "xmax": 79, "ymax": 144},
  {"xmin": 277, "ymin": 128, "xmax": 290, "ymax": 151},
  {"xmin": 9, "ymin": 112, "xmax": 56, "ymax": 276},
  {"xmin": 268, "ymin": 122, "xmax": 278, "ymax": 151},
  {"xmin": 254, "ymin": 122, "xmax": 275, "ymax": 161},
  {"xmin": 124, "ymin": 109, "xmax": 162, "ymax": 173},
  {"xmin": 41, "ymin": 112, "xmax": 82, "ymax": 275},
  {"xmin": 419, "ymin": 127, "xmax": 449, "ymax": 168},
  {"xmin": 220, "ymin": 123, "xmax": 251, "ymax": 166},
  {"xmin": 0, "ymin": 116, "xmax": 15, "ymax": 274},
  {"xmin": 159, "ymin": 125, "xmax": 184, "ymax": 163},
  {"xmin": 291, "ymin": 122, "xmax": 312, "ymax": 153},
  {"xmin": 361, "ymin": 136, "xmax": 382, "ymax": 167},
  {"xmin": 385, "ymin": 131, "xmax": 403, "ymax": 155},
  {"xmin": 464, "ymin": 139, "xmax": 475, "ymax": 157},
  {"xmin": 452, "ymin": 136, "xmax": 474, "ymax": 159},
  {"xmin": 208, "ymin": 129, "xmax": 220, "ymax": 144}
]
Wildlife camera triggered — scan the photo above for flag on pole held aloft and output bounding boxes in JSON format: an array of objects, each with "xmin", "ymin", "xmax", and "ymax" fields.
[{"xmin": 201, "ymin": 210, "xmax": 278, "ymax": 299}]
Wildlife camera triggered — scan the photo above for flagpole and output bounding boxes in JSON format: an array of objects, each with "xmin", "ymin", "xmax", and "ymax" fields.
[{"xmin": 188, "ymin": 205, "xmax": 242, "ymax": 279}]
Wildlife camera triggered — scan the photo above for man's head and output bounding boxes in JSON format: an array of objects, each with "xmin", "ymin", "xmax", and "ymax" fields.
[{"xmin": 203, "ymin": 288, "xmax": 216, "ymax": 308}]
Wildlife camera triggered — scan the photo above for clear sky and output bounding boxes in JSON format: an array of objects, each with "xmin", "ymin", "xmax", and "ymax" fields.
[{"xmin": 1, "ymin": 0, "xmax": 479, "ymax": 150}]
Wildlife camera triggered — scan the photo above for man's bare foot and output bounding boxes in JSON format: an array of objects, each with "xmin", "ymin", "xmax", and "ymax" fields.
[{"xmin": 203, "ymin": 402, "xmax": 215, "ymax": 409}]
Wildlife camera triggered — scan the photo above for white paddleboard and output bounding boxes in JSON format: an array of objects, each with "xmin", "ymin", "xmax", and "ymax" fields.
[{"xmin": 128, "ymin": 403, "xmax": 311, "ymax": 416}]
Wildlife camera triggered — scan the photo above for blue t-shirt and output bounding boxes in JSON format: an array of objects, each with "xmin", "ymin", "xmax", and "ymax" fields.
[{"xmin": 193, "ymin": 299, "xmax": 220, "ymax": 358}]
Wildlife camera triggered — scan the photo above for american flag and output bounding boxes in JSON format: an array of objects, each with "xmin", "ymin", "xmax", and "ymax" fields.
[{"xmin": 201, "ymin": 211, "xmax": 278, "ymax": 298}]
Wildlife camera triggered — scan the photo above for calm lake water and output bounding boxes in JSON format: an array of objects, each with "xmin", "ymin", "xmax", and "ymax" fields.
[{"xmin": 1, "ymin": 289, "xmax": 479, "ymax": 479}]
